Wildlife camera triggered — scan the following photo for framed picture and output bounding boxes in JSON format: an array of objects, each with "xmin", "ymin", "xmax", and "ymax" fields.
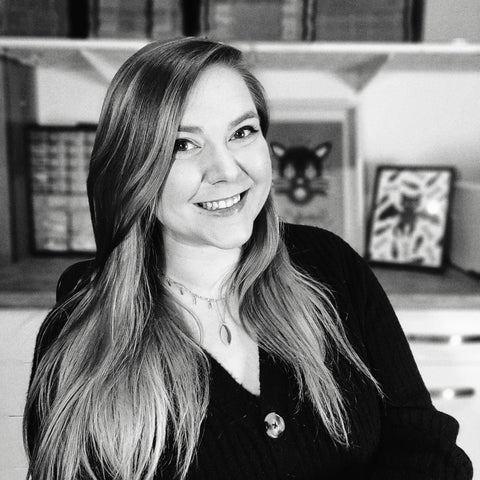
[
  {"xmin": 366, "ymin": 165, "xmax": 455, "ymax": 270},
  {"xmin": 268, "ymin": 100, "xmax": 363, "ymax": 252}
]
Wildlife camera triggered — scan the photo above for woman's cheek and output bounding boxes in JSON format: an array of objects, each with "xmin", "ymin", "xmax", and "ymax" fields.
[{"xmin": 243, "ymin": 139, "xmax": 272, "ymax": 179}]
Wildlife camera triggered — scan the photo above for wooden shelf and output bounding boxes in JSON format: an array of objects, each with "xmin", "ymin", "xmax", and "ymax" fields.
[
  {"xmin": 0, "ymin": 255, "xmax": 478, "ymax": 309},
  {"xmin": 0, "ymin": 256, "xmax": 87, "ymax": 308},
  {"xmin": 373, "ymin": 266, "xmax": 480, "ymax": 310},
  {"xmin": 1, "ymin": 38, "xmax": 480, "ymax": 90}
]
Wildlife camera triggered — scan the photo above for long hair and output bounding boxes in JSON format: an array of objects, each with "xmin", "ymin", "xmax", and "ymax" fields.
[{"xmin": 24, "ymin": 37, "xmax": 380, "ymax": 480}]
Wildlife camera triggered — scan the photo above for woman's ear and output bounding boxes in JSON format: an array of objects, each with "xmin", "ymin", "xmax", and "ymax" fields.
[{"xmin": 270, "ymin": 142, "xmax": 286, "ymax": 159}]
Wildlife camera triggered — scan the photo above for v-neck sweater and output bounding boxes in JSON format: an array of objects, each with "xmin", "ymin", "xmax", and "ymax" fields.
[{"xmin": 27, "ymin": 224, "xmax": 473, "ymax": 479}]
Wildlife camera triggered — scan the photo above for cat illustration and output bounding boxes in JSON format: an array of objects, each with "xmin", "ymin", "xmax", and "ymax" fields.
[
  {"xmin": 378, "ymin": 192, "xmax": 439, "ymax": 236},
  {"xmin": 270, "ymin": 141, "xmax": 332, "ymax": 204}
]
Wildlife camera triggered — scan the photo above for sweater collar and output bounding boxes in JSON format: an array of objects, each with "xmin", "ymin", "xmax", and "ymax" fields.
[{"xmin": 206, "ymin": 347, "xmax": 296, "ymax": 419}]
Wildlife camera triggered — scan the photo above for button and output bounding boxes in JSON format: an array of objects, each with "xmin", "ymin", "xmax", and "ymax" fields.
[{"xmin": 264, "ymin": 412, "xmax": 285, "ymax": 438}]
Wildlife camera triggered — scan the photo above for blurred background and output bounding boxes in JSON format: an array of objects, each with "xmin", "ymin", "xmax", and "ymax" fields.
[{"xmin": 0, "ymin": 1, "xmax": 479, "ymax": 479}]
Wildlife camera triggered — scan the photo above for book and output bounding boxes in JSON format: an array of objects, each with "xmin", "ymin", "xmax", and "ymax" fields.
[
  {"xmin": 94, "ymin": 0, "xmax": 149, "ymax": 38},
  {"xmin": 311, "ymin": 0, "xmax": 418, "ymax": 42},
  {"xmin": 1, "ymin": 0, "xmax": 69, "ymax": 36},
  {"xmin": 200, "ymin": 0, "xmax": 307, "ymax": 41},
  {"xmin": 151, "ymin": 0, "xmax": 183, "ymax": 39}
]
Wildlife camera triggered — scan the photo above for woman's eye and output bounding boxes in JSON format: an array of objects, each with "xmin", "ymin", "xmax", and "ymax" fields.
[
  {"xmin": 174, "ymin": 139, "xmax": 196, "ymax": 153},
  {"xmin": 231, "ymin": 125, "xmax": 259, "ymax": 141}
]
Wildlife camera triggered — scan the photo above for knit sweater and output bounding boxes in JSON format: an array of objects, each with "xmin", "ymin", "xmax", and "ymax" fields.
[{"xmin": 27, "ymin": 224, "xmax": 473, "ymax": 479}]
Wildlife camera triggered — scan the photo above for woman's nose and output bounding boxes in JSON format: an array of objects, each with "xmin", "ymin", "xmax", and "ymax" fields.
[{"xmin": 204, "ymin": 143, "xmax": 241, "ymax": 184}]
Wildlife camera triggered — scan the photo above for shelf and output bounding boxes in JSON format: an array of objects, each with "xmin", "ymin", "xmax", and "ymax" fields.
[
  {"xmin": 372, "ymin": 266, "xmax": 480, "ymax": 310},
  {"xmin": 0, "ymin": 38, "xmax": 147, "ymax": 82},
  {"xmin": 0, "ymin": 255, "xmax": 478, "ymax": 309},
  {"xmin": 1, "ymin": 38, "xmax": 480, "ymax": 90},
  {"xmin": 0, "ymin": 256, "xmax": 87, "ymax": 308}
]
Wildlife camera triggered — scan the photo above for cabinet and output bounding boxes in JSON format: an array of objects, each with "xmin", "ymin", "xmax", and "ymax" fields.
[
  {"xmin": 1, "ymin": 307, "xmax": 479, "ymax": 480},
  {"xmin": 398, "ymin": 309, "xmax": 480, "ymax": 476},
  {"xmin": 373, "ymin": 265, "xmax": 480, "ymax": 476}
]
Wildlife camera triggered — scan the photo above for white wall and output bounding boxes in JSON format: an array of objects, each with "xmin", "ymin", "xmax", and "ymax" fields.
[
  {"xmin": 37, "ymin": 65, "xmax": 480, "ymax": 185},
  {"xmin": 0, "ymin": 310, "xmax": 45, "ymax": 480},
  {"xmin": 257, "ymin": 68, "xmax": 480, "ymax": 186},
  {"xmin": 36, "ymin": 68, "xmax": 106, "ymax": 125},
  {"xmin": 361, "ymin": 70, "xmax": 480, "ymax": 185}
]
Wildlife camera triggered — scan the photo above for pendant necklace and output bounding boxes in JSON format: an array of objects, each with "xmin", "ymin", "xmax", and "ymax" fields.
[{"xmin": 165, "ymin": 276, "xmax": 232, "ymax": 346}]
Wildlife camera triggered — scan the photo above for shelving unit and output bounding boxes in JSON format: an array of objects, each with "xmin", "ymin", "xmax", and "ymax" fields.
[
  {"xmin": 2, "ymin": 38, "xmax": 480, "ymax": 265},
  {"xmin": 1, "ymin": 38, "xmax": 480, "ymax": 88},
  {"xmin": 1, "ymin": 37, "xmax": 480, "ymax": 264}
]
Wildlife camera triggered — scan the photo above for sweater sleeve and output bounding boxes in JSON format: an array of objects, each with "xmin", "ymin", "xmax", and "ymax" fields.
[
  {"xmin": 283, "ymin": 224, "xmax": 472, "ymax": 479},
  {"xmin": 319, "ymin": 229, "xmax": 473, "ymax": 480},
  {"xmin": 358, "ymin": 257, "xmax": 473, "ymax": 479}
]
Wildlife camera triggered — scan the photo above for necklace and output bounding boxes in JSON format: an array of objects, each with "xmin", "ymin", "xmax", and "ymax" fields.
[{"xmin": 165, "ymin": 276, "xmax": 232, "ymax": 346}]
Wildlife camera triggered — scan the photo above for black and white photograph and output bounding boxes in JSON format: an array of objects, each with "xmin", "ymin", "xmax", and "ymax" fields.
[{"xmin": 0, "ymin": 1, "xmax": 479, "ymax": 479}]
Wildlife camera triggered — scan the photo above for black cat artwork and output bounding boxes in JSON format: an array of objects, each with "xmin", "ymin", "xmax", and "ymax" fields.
[
  {"xmin": 270, "ymin": 141, "xmax": 332, "ymax": 204},
  {"xmin": 378, "ymin": 192, "xmax": 440, "ymax": 238},
  {"xmin": 367, "ymin": 166, "xmax": 454, "ymax": 269}
]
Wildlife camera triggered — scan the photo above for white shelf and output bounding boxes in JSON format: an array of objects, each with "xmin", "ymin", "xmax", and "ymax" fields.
[
  {"xmin": 1, "ymin": 37, "xmax": 480, "ymax": 55},
  {"xmin": 0, "ymin": 38, "xmax": 148, "ymax": 82},
  {"xmin": 1, "ymin": 38, "xmax": 480, "ymax": 89}
]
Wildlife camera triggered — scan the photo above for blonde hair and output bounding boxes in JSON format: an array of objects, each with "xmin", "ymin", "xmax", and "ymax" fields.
[{"xmin": 24, "ymin": 37, "xmax": 380, "ymax": 480}]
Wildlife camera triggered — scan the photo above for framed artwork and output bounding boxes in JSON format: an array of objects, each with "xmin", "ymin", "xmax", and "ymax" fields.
[
  {"xmin": 268, "ymin": 100, "xmax": 363, "ymax": 252},
  {"xmin": 366, "ymin": 165, "xmax": 455, "ymax": 270}
]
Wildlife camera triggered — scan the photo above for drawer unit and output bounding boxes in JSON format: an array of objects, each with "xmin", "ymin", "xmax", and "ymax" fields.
[{"xmin": 398, "ymin": 309, "xmax": 480, "ymax": 477}]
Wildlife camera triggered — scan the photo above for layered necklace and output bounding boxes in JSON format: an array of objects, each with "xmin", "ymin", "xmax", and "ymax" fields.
[{"xmin": 165, "ymin": 276, "xmax": 232, "ymax": 346}]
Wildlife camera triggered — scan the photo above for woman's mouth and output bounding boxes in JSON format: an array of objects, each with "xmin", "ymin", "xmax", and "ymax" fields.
[{"xmin": 197, "ymin": 192, "xmax": 244, "ymax": 211}]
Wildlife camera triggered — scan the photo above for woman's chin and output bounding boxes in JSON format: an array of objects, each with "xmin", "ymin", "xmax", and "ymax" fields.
[{"xmin": 206, "ymin": 224, "xmax": 254, "ymax": 251}]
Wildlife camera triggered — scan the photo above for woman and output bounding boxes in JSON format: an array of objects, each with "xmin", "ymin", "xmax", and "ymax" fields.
[{"xmin": 24, "ymin": 37, "xmax": 472, "ymax": 480}]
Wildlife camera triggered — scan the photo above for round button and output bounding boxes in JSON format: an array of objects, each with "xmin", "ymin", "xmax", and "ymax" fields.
[{"xmin": 264, "ymin": 412, "xmax": 285, "ymax": 439}]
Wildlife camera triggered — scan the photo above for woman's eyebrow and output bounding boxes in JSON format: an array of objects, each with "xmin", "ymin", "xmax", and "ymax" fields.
[
  {"xmin": 177, "ymin": 110, "xmax": 259, "ymax": 133},
  {"xmin": 228, "ymin": 111, "xmax": 259, "ymax": 129}
]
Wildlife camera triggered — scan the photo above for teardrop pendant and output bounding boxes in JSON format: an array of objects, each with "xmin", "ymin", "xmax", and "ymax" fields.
[{"xmin": 219, "ymin": 324, "xmax": 232, "ymax": 346}]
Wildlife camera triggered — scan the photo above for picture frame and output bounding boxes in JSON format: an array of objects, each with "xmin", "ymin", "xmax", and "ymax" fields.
[
  {"xmin": 365, "ymin": 165, "xmax": 455, "ymax": 270},
  {"xmin": 268, "ymin": 100, "xmax": 363, "ymax": 252}
]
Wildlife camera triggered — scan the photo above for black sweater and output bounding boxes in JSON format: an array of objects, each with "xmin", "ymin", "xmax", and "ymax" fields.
[{"xmin": 28, "ymin": 224, "xmax": 473, "ymax": 479}]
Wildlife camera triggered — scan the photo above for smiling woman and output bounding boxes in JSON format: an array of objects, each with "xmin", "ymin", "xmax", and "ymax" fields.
[
  {"xmin": 23, "ymin": 37, "xmax": 472, "ymax": 480},
  {"xmin": 157, "ymin": 66, "xmax": 272, "ymax": 252}
]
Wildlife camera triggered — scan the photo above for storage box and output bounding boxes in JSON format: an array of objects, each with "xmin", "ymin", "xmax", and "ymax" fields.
[
  {"xmin": 27, "ymin": 125, "xmax": 96, "ymax": 254},
  {"xmin": 450, "ymin": 182, "xmax": 480, "ymax": 274}
]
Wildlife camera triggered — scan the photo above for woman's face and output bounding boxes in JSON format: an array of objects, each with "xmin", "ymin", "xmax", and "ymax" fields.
[{"xmin": 156, "ymin": 65, "xmax": 272, "ymax": 251}]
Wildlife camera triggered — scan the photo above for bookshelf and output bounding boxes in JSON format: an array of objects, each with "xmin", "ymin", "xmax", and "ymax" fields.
[{"xmin": 1, "ymin": 38, "xmax": 480, "ymax": 265}]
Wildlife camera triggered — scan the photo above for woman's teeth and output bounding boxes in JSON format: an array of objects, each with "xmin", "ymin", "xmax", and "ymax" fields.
[{"xmin": 200, "ymin": 193, "xmax": 241, "ymax": 211}]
